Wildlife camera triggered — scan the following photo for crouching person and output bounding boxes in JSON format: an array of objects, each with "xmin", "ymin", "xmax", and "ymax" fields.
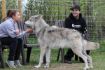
[
  {"xmin": 0, "ymin": 10, "xmax": 32, "ymax": 68},
  {"xmin": 64, "ymin": 4, "xmax": 90, "ymax": 63}
]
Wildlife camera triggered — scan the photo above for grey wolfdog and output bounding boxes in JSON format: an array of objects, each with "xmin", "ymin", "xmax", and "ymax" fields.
[{"xmin": 25, "ymin": 15, "xmax": 100, "ymax": 70}]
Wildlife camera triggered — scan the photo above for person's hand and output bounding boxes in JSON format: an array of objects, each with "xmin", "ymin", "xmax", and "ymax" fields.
[
  {"xmin": 16, "ymin": 29, "xmax": 20, "ymax": 35},
  {"xmin": 26, "ymin": 28, "xmax": 33, "ymax": 33}
]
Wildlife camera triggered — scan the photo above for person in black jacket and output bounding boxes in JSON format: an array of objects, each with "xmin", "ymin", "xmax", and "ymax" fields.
[{"xmin": 64, "ymin": 4, "xmax": 90, "ymax": 63}]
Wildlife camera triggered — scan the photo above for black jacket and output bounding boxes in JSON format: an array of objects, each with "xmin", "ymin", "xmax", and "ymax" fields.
[{"xmin": 65, "ymin": 13, "xmax": 87, "ymax": 34}]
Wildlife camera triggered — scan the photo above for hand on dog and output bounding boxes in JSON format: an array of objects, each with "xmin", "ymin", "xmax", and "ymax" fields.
[{"xmin": 26, "ymin": 28, "xmax": 33, "ymax": 33}]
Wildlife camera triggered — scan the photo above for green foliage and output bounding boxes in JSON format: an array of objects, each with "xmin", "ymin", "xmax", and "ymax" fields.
[
  {"xmin": 0, "ymin": 0, "xmax": 105, "ymax": 40},
  {"xmin": 0, "ymin": 0, "xmax": 17, "ymax": 21},
  {"xmin": 23, "ymin": 0, "xmax": 105, "ymax": 40},
  {"xmin": 24, "ymin": 0, "xmax": 72, "ymax": 21},
  {"xmin": 6, "ymin": 0, "xmax": 18, "ymax": 10}
]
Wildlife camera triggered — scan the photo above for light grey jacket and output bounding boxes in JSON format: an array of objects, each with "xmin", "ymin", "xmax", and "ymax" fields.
[{"xmin": 0, "ymin": 18, "xmax": 26, "ymax": 38}]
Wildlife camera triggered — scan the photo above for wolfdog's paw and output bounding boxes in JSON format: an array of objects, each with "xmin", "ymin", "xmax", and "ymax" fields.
[
  {"xmin": 44, "ymin": 65, "xmax": 49, "ymax": 68},
  {"xmin": 84, "ymin": 67, "xmax": 89, "ymax": 70},
  {"xmin": 34, "ymin": 65, "xmax": 40, "ymax": 68}
]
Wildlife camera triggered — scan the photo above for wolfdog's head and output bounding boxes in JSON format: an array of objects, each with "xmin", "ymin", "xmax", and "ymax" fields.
[
  {"xmin": 25, "ymin": 15, "xmax": 49, "ymax": 33},
  {"xmin": 25, "ymin": 15, "xmax": 42, "ymax": 28}
]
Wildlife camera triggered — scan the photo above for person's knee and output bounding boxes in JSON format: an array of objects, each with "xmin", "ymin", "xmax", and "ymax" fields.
[
  {"xmin": 11, "ymin": 38, "xmax": 18, "ymax": 43},
  {"xmin": 17, "ymin": 38, "xmax": 23, "ymax": 49},
  {"xmin": 10, "ymin": 38, "xmax": 18, "ymax": 45},
  {"xmin": 17, "ymin": 38, "xmax": 23, "ymax": 44}
]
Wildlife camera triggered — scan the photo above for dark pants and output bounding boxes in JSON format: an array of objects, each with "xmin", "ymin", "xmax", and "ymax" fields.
[
  {"xmin": 64, "ymin": 49, "xmax": 90, "ymax": 62},
  {"xmin": 0, "ymin": 37, "xmax": 22, "ymax": 61}
]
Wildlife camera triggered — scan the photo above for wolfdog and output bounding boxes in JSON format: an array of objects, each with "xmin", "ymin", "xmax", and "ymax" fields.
[{"xmin": 25, "ymin": 15, "xmax": 99, "ymax": 70}]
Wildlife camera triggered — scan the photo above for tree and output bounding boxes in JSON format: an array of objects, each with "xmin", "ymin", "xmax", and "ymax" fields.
[
  {"xmin": 6, "ymin": 0, "xmax": 17, "ymax": 10},
  {"xmin": 0, "ymin": 1, "xmax": 2, "ymax": 20},
  {"xmin": 24, "ymin": 0, "xmax": 72, "ymax": 24},
  {"xmin": 0, "ymin": 0, "xmax": 17, "ymax": 20},
  {"xmin": 1, "ymin": 0, "xmax": 6, "ymax": 19},
  {"xmin": 18, "ymin": 0, "xmax": 22, "ymax": 17}
]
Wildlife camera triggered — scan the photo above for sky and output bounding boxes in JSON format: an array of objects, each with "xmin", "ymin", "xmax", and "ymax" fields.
[
  {"xmin": 22, "ymin": 0, "xmax": 27, "ymax": 6},
  {"xmin": 22, "ymin": 0, "xmax": 28, "ymax": 11}
]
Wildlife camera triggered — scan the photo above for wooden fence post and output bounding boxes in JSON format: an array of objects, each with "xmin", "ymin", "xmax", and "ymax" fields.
[{"xmin": 1, "ymin": 0, "xmax": 6, "ymax": 19}]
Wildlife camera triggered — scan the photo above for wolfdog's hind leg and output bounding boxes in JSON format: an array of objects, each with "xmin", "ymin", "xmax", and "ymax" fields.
[
  {"xmin": 87, "ymin": 55, "xmax": 93, "ymax": 69},
  {"xmin": 72, "ymin": 48, "xmax": 89, "ymax": 70},
  {"xmin": 82, "ymin": 50, "xmax": 93, "ymax": 69}
]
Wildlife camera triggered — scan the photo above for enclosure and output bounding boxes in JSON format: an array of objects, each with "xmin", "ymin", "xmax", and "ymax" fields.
[{"xmin": 0, "ymin": 0, "xmax": 105, "ymax": 70}]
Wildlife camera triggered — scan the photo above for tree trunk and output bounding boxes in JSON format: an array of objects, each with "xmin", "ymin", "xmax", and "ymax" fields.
[
  {"xmin": 2, "ymin": 0, "xmax": 6, "ymax": 19},
  {"xmin": 18, "ymin": 0, "xmax": 22, "ymax": 17}
]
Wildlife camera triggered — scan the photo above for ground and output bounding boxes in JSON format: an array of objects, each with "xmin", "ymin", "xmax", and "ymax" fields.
[{"xmin": 0, "ymin": 41, "xmax": 105, "ymax": 70}]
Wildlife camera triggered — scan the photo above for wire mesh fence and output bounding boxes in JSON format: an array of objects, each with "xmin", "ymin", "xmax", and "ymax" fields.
[
  {"xmin": 24, "ymin": 0, "xmax": 105, "ymax": 43},
  {"xmin": 0, "ymin": 0, "xmax": 105, "ymax": 43}
]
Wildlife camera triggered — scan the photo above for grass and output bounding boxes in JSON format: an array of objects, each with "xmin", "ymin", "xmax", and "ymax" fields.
[{"xmin": 1, "ymin": 41, "xmax": 105, "ymax": 70}]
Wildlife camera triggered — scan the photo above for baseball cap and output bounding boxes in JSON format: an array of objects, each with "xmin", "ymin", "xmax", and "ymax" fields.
[{"xmin": 70, "ymin": 4, "xmax": 81, "ymax": 11}]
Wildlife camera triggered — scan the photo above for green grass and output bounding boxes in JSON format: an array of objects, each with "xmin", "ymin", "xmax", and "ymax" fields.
[{"xmin": 1, "ymin": 41, "xmax": 105, "ymax": 70}]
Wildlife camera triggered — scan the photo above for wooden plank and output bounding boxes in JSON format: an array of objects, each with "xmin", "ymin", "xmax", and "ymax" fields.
[{"xmin": 26, "ymin": 44, "xmax": 39, "ymax": 47}]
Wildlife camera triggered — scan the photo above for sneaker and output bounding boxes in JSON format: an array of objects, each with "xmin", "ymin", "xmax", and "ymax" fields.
[
  {"xmin": 64, "ymin": 60, "xmax": 72, "ymax": 64},
  {"xmin": 6, "ymin": 61, "xmax": 16, "ymax": 68},
  {"xmin": 14, "ymin": 60, "xmax": 22, "ymax": 67}
]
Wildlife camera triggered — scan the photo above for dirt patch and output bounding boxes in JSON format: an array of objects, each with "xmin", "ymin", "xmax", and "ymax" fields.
[{"xmin": 32, "ymin": 63, "xmax": 84, "ymax": 70}]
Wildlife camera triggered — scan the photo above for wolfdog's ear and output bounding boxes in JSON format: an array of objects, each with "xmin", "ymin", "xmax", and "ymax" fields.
[
  {"xmin": 39, "ymin": 15, "xmax": 43, "ymax": 18},
  {"xmin": 34, "ymin": 15, "xmax": 43, "ymax": 20}
]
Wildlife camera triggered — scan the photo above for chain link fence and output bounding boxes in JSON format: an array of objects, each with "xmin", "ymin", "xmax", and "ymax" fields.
[
  {"xmin": 0, "ymin": 0, "xmax": 105, "ymax": 43},
  {"xmin": 24, "ymin": 0, "xmax": 105, "ymax": 42}
]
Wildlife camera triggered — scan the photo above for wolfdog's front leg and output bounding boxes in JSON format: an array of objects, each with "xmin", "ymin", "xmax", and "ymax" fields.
[
  {"xmin": 34, "ymin": 47, "xmax": 46, "ymax": 68},
  {"xmin": 44, "ymin": 48, "xmax": 51, "ymax": 68}
]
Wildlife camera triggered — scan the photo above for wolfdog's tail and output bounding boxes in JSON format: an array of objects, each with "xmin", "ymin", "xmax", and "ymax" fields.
[{"xmin": 83, "ymin": 40, "xmax": 100, "ymax": 50}]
